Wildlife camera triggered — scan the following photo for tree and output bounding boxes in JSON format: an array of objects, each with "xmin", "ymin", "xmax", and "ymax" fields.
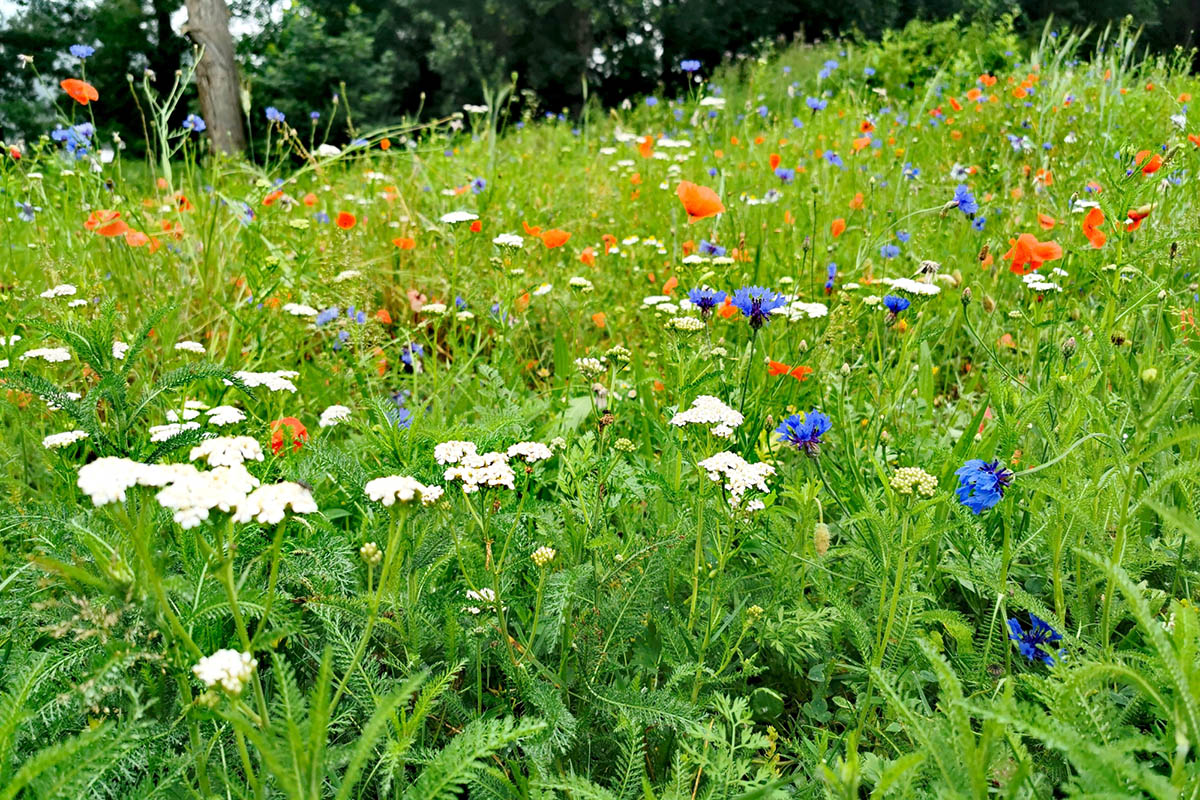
[{"xmin": 184, "ymin": 0, "xmax": 245, "ymax": 153}]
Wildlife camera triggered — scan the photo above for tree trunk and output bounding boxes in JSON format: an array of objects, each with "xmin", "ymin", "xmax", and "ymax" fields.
[{"xmin": 184, "ymin": 0, "xmax": 245, "ymax": 154}]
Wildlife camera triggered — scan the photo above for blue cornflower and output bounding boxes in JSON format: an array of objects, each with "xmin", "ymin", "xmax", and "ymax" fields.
[
  {"xmin": 707, "ymin": 166, "xmax": 718, "ymax": 177},
  {"xmin": 824, "ymin": 151, "xmax": 844, "ymax": 169},
  {"xmin": 386, "ymin": 405, "xmax": 413, "ymax": 429},
  {"xmin": 805, "ymin": 96, "xmax": 827, "ymax": 112},
  {"xmin": 470, "ymin": 177, "xmax": 487, "ymax": 194},
  {"xmin": 1008, "ymin": 615, "xmax": 1063, "ymax": 665},
  {"xmin": 182, "ymin": 114, "xmax": 206, "ymax": 133},
  {"xmin": 455, "ymin": 295, "xmax": 467, "ymax": 310},
  {"xmin": 346, "ymin": 306, "xmax": 367, "ymax": 324},
  {"xmin": 883, "ymin": 294, "xmax": 910, "ymax": 314},
  {"xmin": 880, "ymin": 244, "xmax": 900, "ymax": 259},
  {"xmin": 680, "ymin": 59, "xmax": 701, "ymax": 72},
  {"xmin": 902, "ymin": 162, "xmax": 920, "ymax": 180},
  {"xmin": 400, "ymin": 343, "xmax": 424, "ymax": 372},
  {"xmin": 730, "ymin": 286, "xmax": 787, "ymax": 329},
  {"xmin": 952, "ymin": 184, "xmax": 978, "ymax": 216},
  {"xmin": 51, "ymin": 122, "xmax": 94, "ymax": 158},
  {"xmin": 310, "ymin": 111, "xmax": 320, "ymax": 121},
  {"xmin": 314, "ymin": 211, "xmax": 330, "ymax": 224},
  {"xmin": 757, "ymin": 105, "xmax": 769, "ymax": 118},
  {"xmin": 954, "ymin": 459, "xmax": 1013, "ymax": 514},
  {"xmin": 17, "ymin": 201, "xmax": 40, "ymax": 222},
  {"xmin": 972, "ymin": 216, "xmax": 987, "ymax": 232},
  {"xmin": 265, "ymin": 106, "xmax": 286, "ymax": 123},
  {"xmin": 645, "ymin": 96, "xmax": 658, "ymax": 107},
  {"xmin": 824, "ymin": 262, "xmax": 837, "ymax": 294},
  {"xmin": 69, "ymin": 44, "xmax": 95, "ymax": 59},
  {"xmin": 239, "ymin": 204, "xmax": 255, "ymax": 225},
  {"xmin": 774, "ymin": 167, "xmax": 795, "ymax": 184},
  {"xmin": 315, "ymin": 307, "xmax": 340, "ymax": 326},
  {"xmin": 863, "ymin": 66, "xmax": 876, "ymax": 77},
  {"xmin": 334, "ymin": 329, "xmax": 350, "ymax": 350},
  {"xmin": 698, "ymin": 240, "xmax": 726, "ymax": 257},
  {"xmin": 776, "ymin": 410, "xmax": 832, "ymax": 455},
  {"xmin": 687, "ymin": 286, "xmax": 727, "ymax": 317},
  {"xmin": 792, "ymin": 117, "xmax": 803, "ymax": 129},
  {"xmin": 896, "ymin": 230, "xmax": 911, "ymax": 243}
]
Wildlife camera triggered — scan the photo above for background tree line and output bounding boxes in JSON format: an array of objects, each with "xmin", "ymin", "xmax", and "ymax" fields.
[{"xmin": 1, "ymin": 0, "xmax": 1197, "ymax": 151}]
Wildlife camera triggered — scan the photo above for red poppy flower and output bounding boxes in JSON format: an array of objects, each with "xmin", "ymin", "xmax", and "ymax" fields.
[
  {"xmin": 580, "ymin": 246, "xmax": 595, "ymax": 266},
  {"xmin": 1082, "ymin": 207, "xmax": 1106, "ymax": 249},
  {"xmin": 1125, "ymin": 204, "xmax": 1152, "ymax": 231},
  {"xmin": 831, "ymin": 218, "xmax": 846, "ymax": 238},
  {"xmin": 469, "ymin": 219, "xmax": 482, "ymax": 233},
  {"xmin": 662, "ymin": 275, "xmax": 678, "ymax": 295},
  {"xmin": 1135, "ymin": 150, "xmax": 1163, "ymax": 174},
  {"xmin": 540, "ymin": 229, "xmax": 570, "ymax": 248},
  {"xmin": 1003, "ymin": 233, "xmax": 1063, "ymax": 274},
  {"xmin": 335, "ymin": 211, "xmax": 356, "ymax": 229},
  {"xmin": 302, "ymin": 192, "xmax": 317, "ymax": 206},
  {"xmin": 1037, "ymin": 213, "xmax": 1056, "ymax": 230},
  {"xmin": 768, "ymin": 153, "xmax": 781, "ymax": 170},
  {"xmin": 522, "ymin": 220, "xmax": 542, "ymax": 237},
  {"xmin": 61, "ymin": 78, "xmax": 98, "ymax": 105},
  {"xmin": 392, "ymin": 236, "xmax": 416, "ymax": 249},
  {"xmin": 675, "ymin": 181, "xmax": 725, "ymax": 223},
  {"xmin": 262, "ymin": 190, "xmax": 283, "ymax": 207},
  {"xmin": 638, "ymin": 136, "xmax": 654, "ymax": 158},
  {"xmin": 269, "ymin": 417, "xmax": 308, "ymax": 455}
]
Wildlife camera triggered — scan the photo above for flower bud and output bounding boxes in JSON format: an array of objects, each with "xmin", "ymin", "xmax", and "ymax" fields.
[
  {"xmin": 813, "ymin": 523, "xmax": 830, "ymax": 556},
  {"xmin": 1061, "ymin": 336, "xmax": 1076, "ymax": 360}
]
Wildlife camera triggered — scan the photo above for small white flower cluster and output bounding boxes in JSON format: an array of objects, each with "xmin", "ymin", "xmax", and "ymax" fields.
[
  {"xmin": 319, "ymin": 404, "xmax": 351, "ymax": 428},
  {"xmin": 206, "ymin": 406, "xmax": 246, "ymax": 426},
  {"xmin": 889, "ymin": 466, "xmax": 938, "ymax": 497},
  {"xmin": 156, "ymin": 464, "xmax": 260, "ymax": 528},
  {"xmin": 697, "ymin": 452, "xmax": 775, "ymax": 508},
  {"xmin": 568, "ymin": 276, "xmax": 594, "ymax": 292},
  {"xmin": 777, "ymin": 299, "xmax": 829, "ymax": 321},
  {"xmin": 434, "ymin": 440, "xmax": 478, "ymax": 464},
  {"xmin": 364, "ymin": 475, "xmax": 444, "ymax": 506},
  {"xmin": 174, "ymin": 340, "xmax": 206, "ymax": 354},
  {"xmin": 463, "ymin": 587, "xmax": 503, "ymax": 615},
  {"xmin": 506, "ymin": 441, "xmax": 553, "ymax": 463},
  {"xmin": 112, "ymin": 341, "xmax": 129, "ymax": 359},
  {"xmin": 189, "ymin": 436, "xmax": 265, "ymax": 467},
  {"xmin": 42, "ymin": 429, "xmax": 89, "ymax": 449},
  {"xmin": 881, "ymin": 277, "xmax": 941, "ymax": 296},
  {"xmin": 492, "ymin": 233, "xmax": 524, "ymax": 248},
  {"xmin": 232, "ymin": 370, "xmax": 299, "ymax": 393},
  {"xmin": 1022, "ymin": 273, "xmax": 1062, "ymax": 293},
  {"xmin": 149, "ymin": 421, "xmax": 201, "ymax": 442},
  {"xmin": 421, "ymin": 302, "xmax": 448, "ymax": 315},
  {"xmin": 283, "ymin": 302, "xmax": 318, "ymax": 317},
  {"xmin": 20, "ymin": 347, "xmax": 71, "ymax": 363},
  {"xmin": 444, "ymin": 450, "xmax": 516, "ymax": 493},
  {"xmin": 193, "ymin": 649, "xmax": 257, "ymax": 695},
  {"xmin": 233, "ymin": 482, "xmax": 319, "ymax": 524},
  {"xmin": 670, "ymin": 395, "xmax": 744, "ymax": 439},
  {"xmin": 440, "ymin": 210, "xmax": 478, "ymax": 225},
  {"xmin": 531, "ymin": 545, "xmax": 557, "ymax": 567},
  {"xmin": 40, "ymin": 284, "xmax": 76, "ymax": 299},
  {"xmin": 574, "ymin": 357, "xmax": 606, "ymax": 376},
  {"xmin": 666, "ymin": 316, "xmax": 705, "ymax": 332}
]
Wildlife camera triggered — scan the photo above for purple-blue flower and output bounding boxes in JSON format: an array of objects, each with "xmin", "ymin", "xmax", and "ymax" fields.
[
  {"xmin": 680, "ymin": 59, "xmax": 701, "ymax": 73},
  {"xmin": 645, "ymin": 96, "xmax": 658, "ymax": 107},
  {"xmin": 954, "ymin": 459, "xmax": 1013, "ymax": 514},
  {"xmin": 400, "ymin": 342, "xmax": 424, "ymax": 372},
  {"xmin": 806, "ymin": 96, "xmax": 827, "ymax": 112},
  {"xmin": 698, "ymin": 240, "xmax": 726, "ymax": 257},
  {"xmin": 1008, "ymin": 615, "xmax": 1062, "ymax": 665},
  {"xmin": 952, "ymin": 184, "xmax": 978, "ymax": 216},
  {"xmin": 471, "ymin": 177, "xmax": 487, "ymax": 194},
  {"xmin": 776, "ymin": 410, "xmax": 832, "ymax": 455},
  {"xmin": 880, "ymin": 244, "xmax": 900, "ymax": 259},
  {"xmin": 774, "ymin": 167, "xmax": 795, "ymax": 184},
  {"xmin": 265, "ymin": 106, "xmax": 286, "ymax": 123},
  {"xmin": 883, "ymin": 294, "xmax": 909, "ymax": 314},
  {"xmin": 16, "ymin": 201, "xmax": 40, "ymax": 222},
  {"xmin": 730, "ymin": 286, "xmax": 787, "ymax": 329},
  {"xmin": 182, "ymin": 114, "xmax": 206, "ymax": 133},
  {"xmin": 972, "ymin": 216, "xmax": 987, "ymax": 232},
  {"xmin": 315, "ymin": 307, "xmax": 340, "ymax": 326},
  {"xmin": 687, "ymin": 286, "xmax": 727, "ymax": 317},
  {"xmin": 69, "ymin": 44, "xmax": 95, "ymax": 59}
]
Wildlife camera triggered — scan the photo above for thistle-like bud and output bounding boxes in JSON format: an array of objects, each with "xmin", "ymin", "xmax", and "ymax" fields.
[
  {"xmin": 961, "ymin": 286, "xmax": 972, "ymax": 307},
  {"xmin": 813, "ymin": 523, "xmax": 830, "ymax": 556},
  {"xmin": 982, "ymin": 295, "xmax": 996, "ymax": 313},
  {"xmin": 1062, "ymin": 336, "xmax": 1077, "ymax": 360}
]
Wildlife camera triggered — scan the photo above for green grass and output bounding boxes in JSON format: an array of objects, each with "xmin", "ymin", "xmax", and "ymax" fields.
[{"xmin": 2, "ymin": 14, "xmax": 1200, "ymax": 799}]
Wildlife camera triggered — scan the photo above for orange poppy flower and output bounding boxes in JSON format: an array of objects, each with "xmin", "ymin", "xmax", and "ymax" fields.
[
  {"xmin": 541, "ymin": 229, "xmax": 570, "ymax": 248},
  {"xmin": 302, "ymin": 192, "xmax": 317, "ymax": 206},
  {"xmin": 717, "ymin": 297, "xmax": 739, "ymax": 319},
  {"xmin": 638, "ymin": 136, "xmax": 654, "ymax": 158},
  {"xmin": 848, "ymin": 193, "xmax": 864, "ymax": 210},
  {"xmin": 831, "ymin": 217, "xmax": 846, "ymax": 238},
  {"xmin": 1082, "ymin": 207, "xmax": 1106, "ymax": 248},
  {"xmin": 124, "ymin": 230, "xmax": 149, "ymax": 248},
  {"xmin": 591, "ymin": 312, "xmax": 607, "ymax": 328},
  {"xmin": 1138, "ymin": 152, "xmax": 1163, "ymax": 174},
  {"xmin": 269, "ymin": 417, "xmax": 308, "ymax": 455},
  {"xmin": 1037, "ymin": 213, "xmax": 1056, "ymax": 230},
  {"xmin": 1125, "ymin": 204, "xmax": 1152, "ymax": 231},
  {"xmin": 335, "ymin": 211, "xmax": 356, "ymax": 229},
  {"xmin": 469, "ymin": 219, "xmax": 482, "ymax": 233},
  {"xmin": 662, "ymin": 275, "xmax": 678, "ymax": 295},
  {"xmin": 580, "ymin": 246, "xmax": 595, "ymax": 266},
  {"xmin": 375, "ymin": 309, "xmax": 393, "ymax": 324},
  {"xmin": 769, "ymin": 153, "xmax": 781, "ymax": 170},
  {"xmin": 789, "ymin": 365, "xmax": 814, "ymax": 381},
  {"xmin": 84, "ymin": 209, "xmax": 122, "ymax": 231},
  {"xmin": 1034, "ymin": 168, "xmax": 1053, "ymax": 186},
  {"xmin": 262, "ymin": 190, "xmax": 283, "ymax": 207},
  {"xmin": 1003, "ymin": 233, "xmax": 1063, "ymax": 274},
  {"xmin": 61, "ymin": 78, "xmax": 98, "ymax": 105},
  {"xmin": 768, "ymin": 360, "xmax": 791, "ymax": 376},
  {"xmin": 380, "ymin": 138, "xmax": 391, "ymax": 150},
  {"xmin": 852, "ymin": 136, "xmax": 871, "ymax": 152},
  {"xmin": 675, "ymin": 181, "xmax": 725, "ymax": 223},
  {"xmin": 392, "ymin": 236, "xmax": 416, "ymax": 249},
  {"xmin": 1189, "ymin": 133, "xmax": 1200, "ymax": 148},
  {"xmin": 601, "ymin": 233, "xmax": 617, "ymax": 254},
  {"xmin": 514, "ymin": 292, "xmax": 531, "ymax": 312}
]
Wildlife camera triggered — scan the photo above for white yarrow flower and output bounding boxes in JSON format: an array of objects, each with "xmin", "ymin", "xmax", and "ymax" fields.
[
  {"xmin": 318, "ymin": 404, "xmax": 351, "ymax": 428},
  {"xmin": 189, "ymin": 436, "xmax": 265, "ymax": 467},
  {"xmin": 43, "ymin": 430, "xmax": 89, "ymax": 449},
  {"xmin": 193, "ymin": 649, "xmax": 257, "ymax": 695},
  {"xmin": 233, "ymin": 481, "xmax": 319, "ymax": 524}
]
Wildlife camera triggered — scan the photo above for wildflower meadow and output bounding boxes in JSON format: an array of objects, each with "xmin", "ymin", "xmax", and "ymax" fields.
[{"xmin": 5, "ymin": 15, "xmax": 1200, "ymax": 798}]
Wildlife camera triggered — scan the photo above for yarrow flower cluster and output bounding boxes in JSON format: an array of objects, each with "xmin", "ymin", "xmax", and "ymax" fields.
[
  {"xmin": 506, "ymin": 441, "xmax": 553, "ymax": 463},
  {"xmin": 954, "ymin": 459, "xmax": 1013, "ymax": 513},
  {"xmin": 156, "ymin": 464, "xmax": 260, "ymax": 528},
  {"xmin": 531, "ymin": 545, "xmax": 557, "ymax": 567},
  {"xmin": 233, "ymin": 481, "xmax": 319, "ymax": 524},
  {"xmin": 889, "ymin": 466, "xmax": 938, "ymax": 497},
  {"xmin": 193, "ymin": 649, "xmax": 257, "ymax": 695},
  {"xmin": 42, "ymin": 429, "xmax": 88, "ymax": 449},
  {"xmin": 364, "ymin": 475, "xmax": 444, "ymax": 506},
  {"xmin": 444, "ymin": 450, "xmax": 517, "ymax": 493},
  {"xmin": 189, "ymin": 436, "xmax": 265, "ymax": 467},
  {"xmin": 669, "ymin": 395, "xmax": 743, "ymax": 438},
  {"xmin": 319, "ymin": 404, "xmax": 351, "ymax": 427},
  {"xmin": 697, "ymin": 452, "xmax": 775, "ymax": 507},
  {"xmin": 463, "ymin": 587, "xmax": 504, "ymax": 615},
  {"xmin": 233, "ymin": 370, "xmax": 299, "ymax": 393}
]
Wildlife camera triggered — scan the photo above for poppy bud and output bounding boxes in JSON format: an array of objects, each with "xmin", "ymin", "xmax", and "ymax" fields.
[
  {"xmin": 982, "ymin": 295, "xmax": 996, "ymax": 313},
  {"xmin": 961, "ymin": 287, "xmax": 972, "ymax": 306},
  {"xmin": 814, "ymin": 523, "xmax": 830, "ymax": 556}
]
